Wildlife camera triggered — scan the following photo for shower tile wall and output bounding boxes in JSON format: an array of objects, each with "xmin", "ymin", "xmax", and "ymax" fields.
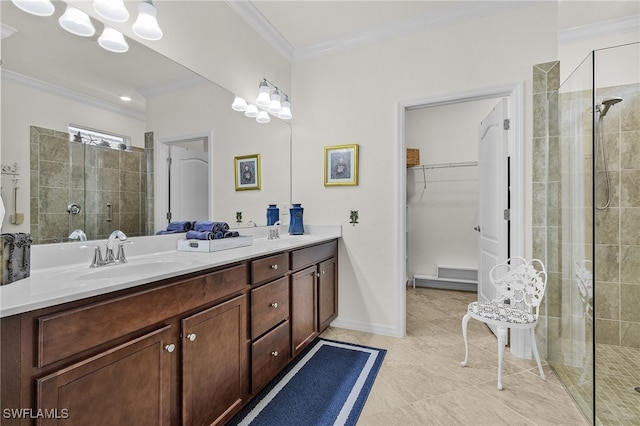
[{"xmin": 30, "ymin": 126, "xmax": 148, "ymax": 244}]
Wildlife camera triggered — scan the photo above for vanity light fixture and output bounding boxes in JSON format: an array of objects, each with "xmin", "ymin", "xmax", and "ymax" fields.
[
  {"xmin": 132, "ymin": 0, "xmax": 163, "ymax": 41},
  {"xmin": 98, "ymin": 26, "xmax": 129, "ymax": 53},
  {"xmin": 232, "ymin": 96, "xmax": 248, "ymax": 112},
  {"xmin": 278, "ymin": 95, "xmax": 292, "ymax": 120},
  {"xmin": 58, "ymin": 5, "xmax": 96, "ymax": 37},
  {"xmin": 93, "ymin": 0, "xmax": 130, "ymax": 23},
  {"xmin": 256, "ymin": 80, "xmax": 271, "ymax": 107},
  {"xmin": 267, "ymin": 89, "xmax": 282, "ymax": 114},
  {"xmin": 11, "ymin": 0, "xmax": 54, "ymax": 17}
]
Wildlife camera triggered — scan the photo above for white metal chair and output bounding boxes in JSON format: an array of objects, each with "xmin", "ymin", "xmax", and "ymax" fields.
[{"xmin": 460, "ymin": 257, "xmax": 547, "ymax": 390}]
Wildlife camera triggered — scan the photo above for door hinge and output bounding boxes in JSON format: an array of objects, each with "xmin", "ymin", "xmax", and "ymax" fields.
[
  {"xmin": 166, "ymin": 212, "xmax": 172, "ymax": 221},
  {"xmin": 166, "ymin": 157, "xmax": 172, "ymax": 165},
  {"xmin": 503, "ymin": 209, "xmax": 511, "ymax": 221},
  {"xmin": 503, "ymin": 119, "xmax": 510, "ymax": 130}
]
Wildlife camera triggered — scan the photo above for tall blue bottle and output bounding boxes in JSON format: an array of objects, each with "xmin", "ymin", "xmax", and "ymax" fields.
[
  {"xmin": 288, "ymin": 204, "xmax": 304, "ymax": 235},
  {"xmin": 266, "ymin": 204, "xmax": 279, "ymax": 226}
]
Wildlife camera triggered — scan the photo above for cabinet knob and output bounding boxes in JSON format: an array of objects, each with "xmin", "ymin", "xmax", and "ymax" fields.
[
  {"xmin": 187, "ymin": 333, "xmax": 197, "ymax": 342},
  {"xmin": 316, "ymin": 272, "xmax": 320, "ymax": 278},
  {"xmin": 270, "ymin": 302, "xmax": 278, "ymax": 308},
  {"xmin": 271, "ymin": 351, "xmax": 278, "ymax": 357},
  {"xmin": 270, "ymin": 264, "xmax": 278, "ymax": 270},
  {"xmin": 165, "ymin": 344, "xmax": 176, "ymax": 353}
]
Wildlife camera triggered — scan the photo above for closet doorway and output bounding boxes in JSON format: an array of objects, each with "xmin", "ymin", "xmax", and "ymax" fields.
[{"xmin": 398, "ymin": 83, "xmax": 525, "ymax": 349}]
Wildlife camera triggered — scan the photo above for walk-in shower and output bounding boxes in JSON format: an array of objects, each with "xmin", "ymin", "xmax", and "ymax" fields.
[
  {"xmin": 594, "ymin": 96, "xmax": 623, "ymax": 210},
  {"xmin": 535, "ymin": 42, "xmax": 640, "ymax": 425}
]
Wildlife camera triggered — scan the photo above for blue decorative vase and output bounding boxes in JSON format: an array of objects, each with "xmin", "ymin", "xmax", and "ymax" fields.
[
  {"xmin": 288, "ymin": 204, "xmax": 304, "ymax": 235},
  {"xmin": 266, "ymin": 204, "xmax": 279, "ymax": 226}
]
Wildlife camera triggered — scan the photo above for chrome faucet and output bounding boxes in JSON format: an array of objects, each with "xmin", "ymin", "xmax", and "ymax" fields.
[
  {"xmin": 83, "ymin": 230, "xmax": 129, "ymax": 268},
  {"xmin": 246, "ymin": 220, "xmax": 257, "ymax": 227},
  {"xmin": 105, "ymin": 230, "xmax": 127, "ymax": 263},
  {"xmin": 68, "ymin": 229, "xmax": 87, "ymax": 241},
  {"xmin": 268, "ymin": 221, "xmax": 281, "ymax": 240}
]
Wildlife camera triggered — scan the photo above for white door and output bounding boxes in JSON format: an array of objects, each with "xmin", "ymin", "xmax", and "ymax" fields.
[
  {"xmin": 167, "ymin": 139, "xmax": 209, "ymax": 223},
  {"xmin": 477, "ymin": 99, "xmax": 509, "ymax": 304}
]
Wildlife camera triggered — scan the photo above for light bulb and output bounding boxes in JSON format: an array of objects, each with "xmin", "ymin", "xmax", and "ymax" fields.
[
  {"xmin": 59, "ymin": 5, "xmax": 96, "ymax": 37},
  {"xmin": 268, "ymin": 89, "xmax": 282, "ymax": 114},
  {"xmin": 244, "ymin": 105, "xmax": 259, "ymax": 118},
  {"xmin": 11, "ymin": 0, "xmax": 54, "ymax": 17},
  {"xmin": 132, "ymin": 1, "xmax": 163, "ymax": 41},
  {"xmin": 256, "ymin": 111, "xmax": 271, "ymax": 124},
  {"xmin": 93, "ymin": 0, "xmax": 130, "ymax": 23},
  {"xmin": 278, "ymin": 96, "xmax": 292, "ymax": 120},
  {"xmin": 256, "ymin": 81, "xmax": 271, "ymax": 107},
  {"xmin": 232, "ymin": 96, "xmax": 248, "ymax": 112},
  {"xmin": 98, "ymin": 26, "xmax": 129, "ymax": 53}
]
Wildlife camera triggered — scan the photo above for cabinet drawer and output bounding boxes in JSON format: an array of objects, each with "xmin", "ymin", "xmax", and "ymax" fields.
[
  {"xmin": 291, "ymin": 240, "xmax": 337, "ymax": 271},
  {"xmin": 251, "ymin": 252, "xmax": 288, "ymax": 285},
  {"xmin": 251, "ymin": 320, "xmax": 290, "ymax": 392},
  {"xmin": 251, "ymin": 277, "xmax": 289, "ymax": 340},
  {"xmin": 37, "ymin": 264, "xmax": 247, "ymax": 367}
]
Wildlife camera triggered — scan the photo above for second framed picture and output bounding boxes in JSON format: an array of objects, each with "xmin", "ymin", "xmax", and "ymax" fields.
[
  {"xmin": 235, "ymin": 154, "xmax": 261, "ymax": 191},
  {"xmin": 324, "ymin": 144, "xmax": 359, "ymax": 186}
]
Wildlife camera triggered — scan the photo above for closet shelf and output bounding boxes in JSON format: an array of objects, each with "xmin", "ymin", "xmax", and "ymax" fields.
[{"xmin": 408, "ymin": 161, "xmax": 477, "ymax": 189}]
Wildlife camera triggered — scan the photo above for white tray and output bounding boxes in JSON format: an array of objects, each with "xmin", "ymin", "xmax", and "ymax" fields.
[{"xmin": 177, "ymin": 235, "xmax": 253, "ymax": 252}]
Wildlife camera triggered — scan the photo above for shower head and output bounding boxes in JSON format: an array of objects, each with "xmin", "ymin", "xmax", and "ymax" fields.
[{"xmin": 597, "ymin": 96, "xmax": 623, "ymax": 117}]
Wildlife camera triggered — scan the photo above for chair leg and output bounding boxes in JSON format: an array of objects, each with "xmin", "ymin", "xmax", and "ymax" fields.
[
  {"xmin": 496, "ymin": 326, "xmax": 507, "ymax": 390},
  {"xmin": 530, "ymin": 327, "xmax": 546, "ymax": 381},
  {"xmin": 460, "ymin": 314, "xmax": 470, "ymax": 367}
]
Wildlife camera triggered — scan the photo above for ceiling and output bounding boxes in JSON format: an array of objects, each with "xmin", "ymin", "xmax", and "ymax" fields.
[{"xmin": 235, "ymin": 0, "xmax": 640, "ymax": 62}]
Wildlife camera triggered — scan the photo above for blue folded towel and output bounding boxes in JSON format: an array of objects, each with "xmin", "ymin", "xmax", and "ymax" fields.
[
  {"xmin": 156, "ymin": 230, "xmax": 181, "ymax": 235},
  {"xmin": 167, "ymin": 221, "xmax": 193, "ymax": 232},
  {"xmin": 186, "ymin": 230, "xmax": 215, "ymax": 240},
  {"xmin": 194, "ymin": 221, "xmax": 229, "ymax": 233},
  {"xmin": 224, "ymin": 231, "xmax": 240, "ymax": 238}
]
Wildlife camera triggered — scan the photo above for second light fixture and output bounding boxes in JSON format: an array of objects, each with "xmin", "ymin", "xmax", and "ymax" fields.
[{"xmin": 231, "ymin": 78, "xmax": 292, "ymax": 124}]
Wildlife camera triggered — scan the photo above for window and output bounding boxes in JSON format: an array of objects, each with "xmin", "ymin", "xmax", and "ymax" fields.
[{"xmin": 68, "ymin": 125, "xmax": 131, "ymax": 151}]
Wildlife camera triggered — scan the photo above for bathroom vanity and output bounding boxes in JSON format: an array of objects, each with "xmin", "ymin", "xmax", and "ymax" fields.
[{"xmin": 0, "ymin": 229, "xmax": 339, "ymax": 425}]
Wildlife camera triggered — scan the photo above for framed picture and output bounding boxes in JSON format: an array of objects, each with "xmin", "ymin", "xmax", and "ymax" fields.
[
  {"xmin": 235, "ymin": 154, "xmax": 261, "ymax": 191},
  {"xmin": 324, "ymin": 144, "xmax": 359, "ymax": 186}
]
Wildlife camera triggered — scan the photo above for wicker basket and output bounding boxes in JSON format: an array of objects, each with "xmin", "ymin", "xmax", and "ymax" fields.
[{"xmin": 406, "ymin": 148, "xmax": 420, "ymax": 167}]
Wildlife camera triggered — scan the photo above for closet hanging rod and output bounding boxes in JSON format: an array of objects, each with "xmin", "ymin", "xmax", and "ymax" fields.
[{"xmin": 408, "ymin": 161, "xmax": 478, "ymax": 171}]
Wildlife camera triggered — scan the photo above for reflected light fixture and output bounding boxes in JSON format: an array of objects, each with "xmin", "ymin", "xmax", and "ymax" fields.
[
  {"xmin": 232, "ymin": 96, "xmax": 248, "ymax": 112},
  {"xmin": 98, "ymin": 26, "xmax": 129, "ymax": 53},
  {"xmin": 256, "ymin": 80, "xmax": 271, "ymax": 107},
  {"xmin": 93, "ymin": 0, "xmax": 130, "ymax": 23},
  {"xmin": 244, "ymin": 105, "xmax": 259, "ymax": 118},
  {"xmin": 58, "ymin": 5, "xmax": 96, "ymax": 37},
  {"xmin": 132, "ymin": 0, "xmax": 163, "ymax": 41},
  {"xmin": 11, "ymin": 0, "xmax": 54, "ymax": 16},
  {"xmin": 267, "ymin": 89, "xmax": 282, "ymax": 114},
  {"xmin": 278, "ymin": 95, "xmax": 292, "ymax": 120},
  {"xmin": 256, "ymin": 111, "xmax": 271, "ymax": 124}
]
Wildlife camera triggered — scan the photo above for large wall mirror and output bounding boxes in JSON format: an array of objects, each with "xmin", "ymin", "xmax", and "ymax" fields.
[{"xmin": 1, "ymin": 0, "xmax": 291, "ymax": 244}]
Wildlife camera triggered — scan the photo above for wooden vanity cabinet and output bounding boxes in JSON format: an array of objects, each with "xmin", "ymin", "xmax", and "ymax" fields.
[
  {"xmin": 1, "ymin": 263, "xmax": 250, "ymax": 426},
  {"xmin": 290, "ymin": 240, "xmax": 338, "ymax": 357}
]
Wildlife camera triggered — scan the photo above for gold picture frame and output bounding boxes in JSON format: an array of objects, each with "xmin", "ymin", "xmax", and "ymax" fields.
[
  {"xmin": 324, "ymin": 144, "xmax": 359, "ymax": 186},
  {"xmin": 234, "ymin": 154, "xmax": 261, "ymax": 191}
]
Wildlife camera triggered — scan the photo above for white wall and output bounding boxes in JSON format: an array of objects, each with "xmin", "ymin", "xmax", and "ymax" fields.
[
  {"xmin": 291, "ymin": 2, "xmax": 558, "ymax": 336},
  {"xmin": 405, "ymin": 98, "xmax": 499, "ymax": 280}
]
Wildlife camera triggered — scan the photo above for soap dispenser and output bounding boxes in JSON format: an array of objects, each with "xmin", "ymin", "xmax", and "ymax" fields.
[{"xmin": 288, "ymin": 204, "xmax": 304, "ymax": 235}]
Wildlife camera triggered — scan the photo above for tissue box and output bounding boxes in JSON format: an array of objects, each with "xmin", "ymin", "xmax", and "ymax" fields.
[
  {"xmin": 177, "ymin": 235, "xmax": 253, "ymax": 252},
  {"xmin": 1, "ymin": 233, "xmax": 32, "ymax": 285}
]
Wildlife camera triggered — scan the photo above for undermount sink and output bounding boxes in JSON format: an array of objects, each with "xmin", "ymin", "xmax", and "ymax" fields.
[{"xmin": 74, "ymin": 258, "xmax": 198, "ymax": 281}]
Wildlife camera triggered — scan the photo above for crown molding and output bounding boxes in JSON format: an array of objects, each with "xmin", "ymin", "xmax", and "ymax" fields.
[
  {"xmin": 559, "ymin": 14, "xmax": 640, "ymax": 45},
  {"xmin": 225, "ymin": 0, "xmax": 294, "ymax": 62},
  {"xmin": 1, "ymin": 69, "xmax": 146, "ymax": 121}
]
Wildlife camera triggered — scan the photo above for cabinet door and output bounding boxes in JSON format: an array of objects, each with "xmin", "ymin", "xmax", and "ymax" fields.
[
  {"xmin": 318, "ymin": 257, "xmax": 338, "ymax": 331},
  {"xmin": 291, "ymin": 266, "xmax": 318, "ymax": 357},
  {"xmin": 182, "ymin": 295, "xmax": 248, "ymax": 426},
  {"xmin": 37, "ymin": 326, "xmax": 173, "ymax": 426}
]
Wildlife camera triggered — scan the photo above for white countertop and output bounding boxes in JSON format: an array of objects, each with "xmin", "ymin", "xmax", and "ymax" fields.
[{"xmin": 0, "ymin": 225, "xmax": 341, "ymax": 318}]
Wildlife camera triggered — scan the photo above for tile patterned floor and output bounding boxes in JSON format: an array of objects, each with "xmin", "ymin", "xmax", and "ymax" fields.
[
  {"xmin": 594, "ymin": 344, "xmax": 640, "ymax": 425},
  {"xmin": 320, "ymin": 287, "xmax": 590, "ymax": 425}
]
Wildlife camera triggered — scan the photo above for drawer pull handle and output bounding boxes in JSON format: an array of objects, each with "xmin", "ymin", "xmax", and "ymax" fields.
[
  {"xmin": 316, "ymin": 272, "xmax": 320, "ymax": 278},
  {"xmin": 187, "ymin": 333, "xmax": 197, "ymax": 342},
  {"xmin": 271, "ymin": 351, "xmax": 278, "ymax": 357},
  {"xmin": 270, "ymin": 264, "xmax": 278, "ymax": 270},
  {"xmin": 165, "ymin": 344, "xmax": 176, "ymax": 353},
  {"xmin": 271, "ymin": 302, "xmax": 278, "ymax": 308}
]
